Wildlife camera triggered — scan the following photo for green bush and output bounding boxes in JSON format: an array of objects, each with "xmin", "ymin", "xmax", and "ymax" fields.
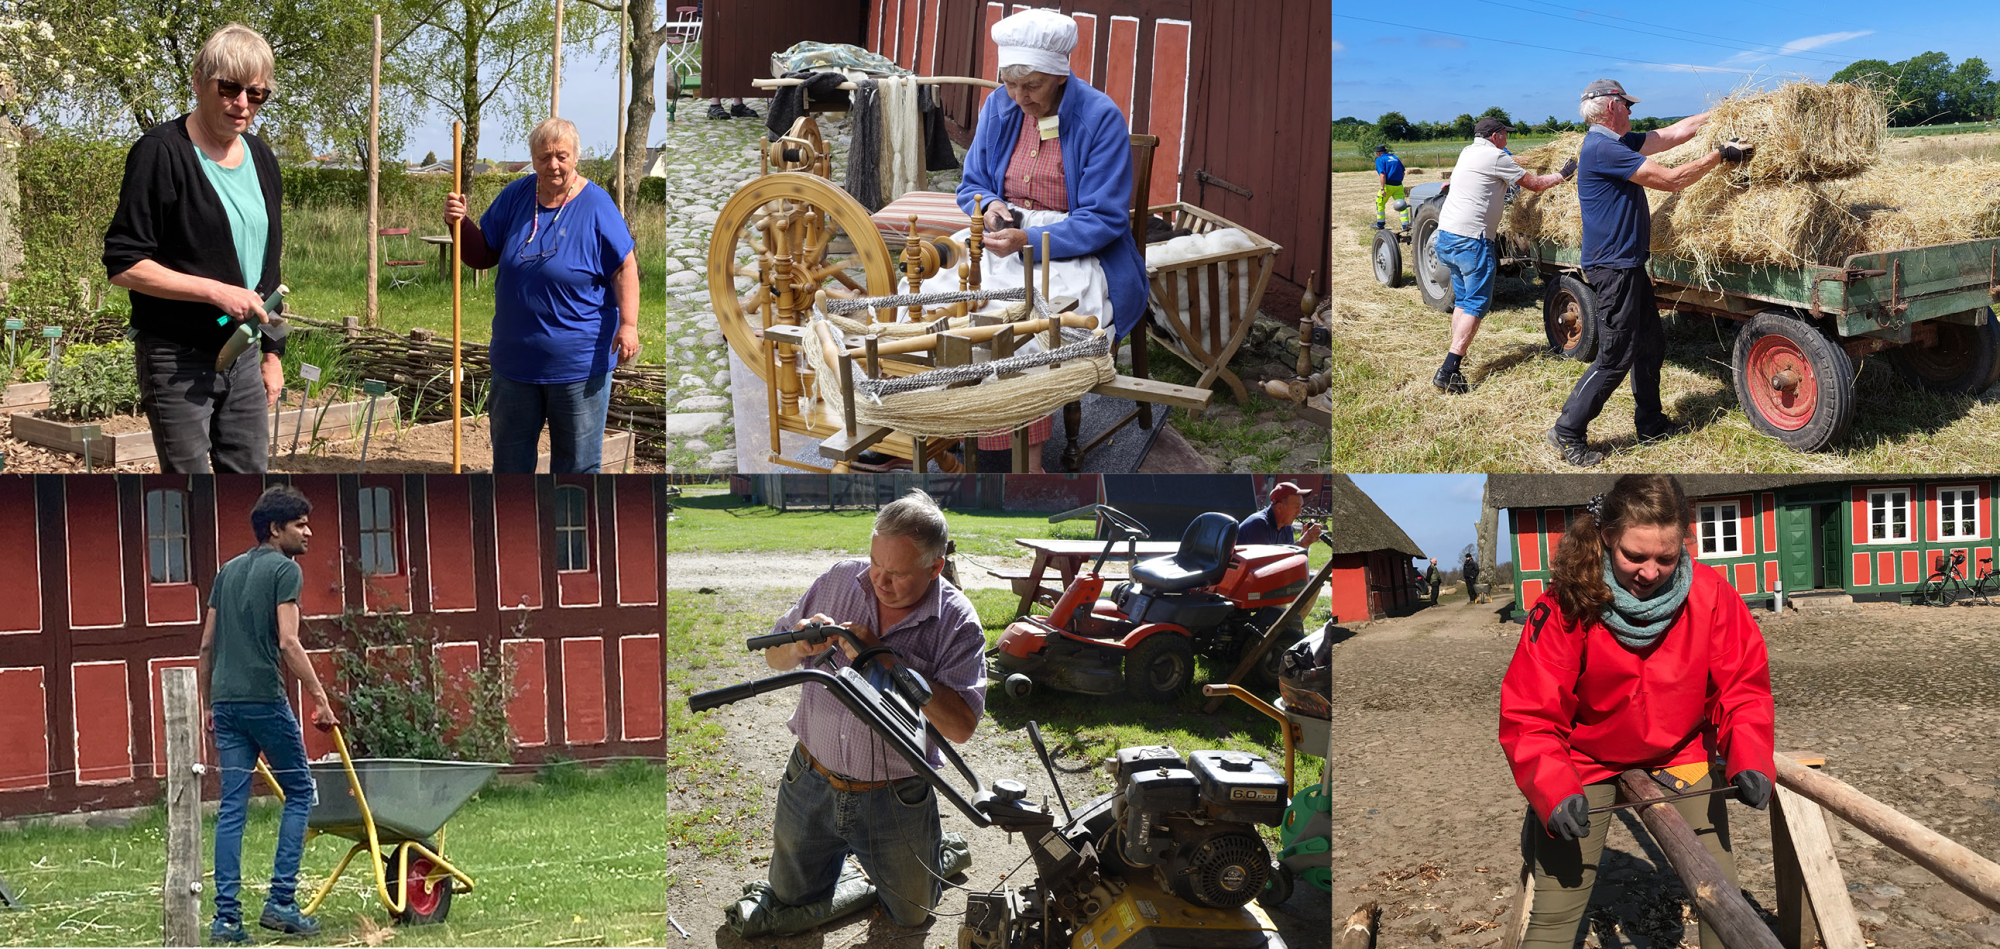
[
  {"xmin": 6, "ymin": 347, "xmax": 47, "ymax": 385},
  {"xmin": 330, "ymin": 607, "xmax": 515, "ymax": 763},
  {"xmin": 16, "ymin": 135, "xmax": 129, "ymax": 313},
  {"xmin": 46, "ymin": 341, "xmax": 139, "ymax": 420},
  {"xmin": 636, "ymin": 176, "xmax": 666, "ymax": 204}
]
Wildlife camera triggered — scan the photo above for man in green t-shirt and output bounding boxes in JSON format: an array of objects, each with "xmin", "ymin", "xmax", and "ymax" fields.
[{"xmin": 198, "ymin": 484, "xmax": 337, "ymax": 943}]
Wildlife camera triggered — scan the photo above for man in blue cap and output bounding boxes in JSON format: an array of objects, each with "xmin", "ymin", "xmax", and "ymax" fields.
[
  {"xmin": 1546, "ymin": 78, "xmax": 1752, "ymax": 466},
  {"xmin": 1374, "ymin": 145, "xmax": 1408, "ymax": 230}
]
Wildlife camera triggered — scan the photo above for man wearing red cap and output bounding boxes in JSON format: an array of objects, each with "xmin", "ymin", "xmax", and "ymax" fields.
[{"xmin": 1237, "ymin": 482, "xmax": 1323, "ymax": 548}]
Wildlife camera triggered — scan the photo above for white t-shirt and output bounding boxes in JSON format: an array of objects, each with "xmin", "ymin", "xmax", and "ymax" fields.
[{"xmin": 1438, "ymin": 137, "xmax": 1528, "ymax": 241}]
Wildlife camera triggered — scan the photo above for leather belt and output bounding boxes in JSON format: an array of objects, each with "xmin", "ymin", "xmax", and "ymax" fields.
[{"xmin": 799, "ymin": 743, "xmax": 890, "ymax": 793}]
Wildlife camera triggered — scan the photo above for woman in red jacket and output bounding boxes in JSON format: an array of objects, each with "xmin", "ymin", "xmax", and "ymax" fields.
[{"xmin": 1499, "ymin": 474, "xmax": 1775, "ymax": 949}]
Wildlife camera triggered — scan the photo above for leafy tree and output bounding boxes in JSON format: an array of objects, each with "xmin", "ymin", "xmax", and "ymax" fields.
[
  {"xmin": 1834, "ymin": 51, "xmax": 1999, "ymax": 126},
  {"xmin": 1374, "ymin": 110, "xmax": 1413, "ymax": 142},
  {"xmin": 1479, "ymin": 106, "xmax": 1512, "ymax": 128},
  {"xmin": 402, "ymin": 0, "xmax": 606, "ymax": 176},
  {"xmin": 1452, "ymin": 113, "xmax": 1475, "ymax": 139},
  {"xmin": 422, "ymin": 149, "xmax": 437, "ymax": 165}
]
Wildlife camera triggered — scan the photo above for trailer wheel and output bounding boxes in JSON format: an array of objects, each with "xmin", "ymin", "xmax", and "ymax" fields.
[
  {"xmin": 1125, "ymin": 633, "xmax": 1194, "ymax": 703},
  {"xmin": 1889, "ymin": 309, "xmax": 2000, "ymax": 395},
  {"xmin": 1370, "ymin": 230, "xmax": 1405, "ymax": 288},
  {"xmin": 1731, "ymin": 311, "xmax": 1855, "ymax": 452},
  {"xmin": 391, "ymin": 845, "xmax": 453, "ymax": 925},
  {"xmin": 1543, "ymin": 274, "xmax": 1600, "ymax": 362},
  {"xmin": 1410, "ymin": 203, "xmax": 1452, "ymax": 312}
]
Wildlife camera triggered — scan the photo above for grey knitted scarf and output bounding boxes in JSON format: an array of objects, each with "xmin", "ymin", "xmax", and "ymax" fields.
[{"xmin": 1600, "ymin": 551, "xmax": 1693, "ymax": 649}]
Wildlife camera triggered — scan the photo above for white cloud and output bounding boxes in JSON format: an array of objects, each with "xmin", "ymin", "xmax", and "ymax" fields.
[
  {"xmin": 1331, "ymin": 39, "xmax": 1346, "ymax": 54},
  {"xmin": 1720, "ymin": 30, "xmax": 1873, "ymax": 68}
]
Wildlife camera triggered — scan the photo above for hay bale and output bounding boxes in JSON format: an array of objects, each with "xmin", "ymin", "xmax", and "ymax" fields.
[
  {"xmin": 1501, "ymin": 134, "xmax": 1585, "ymax": 245},
  {"xmin": 1838, "ymin": 160, "xmax": 2000, "ymax": 253},
  {"xmin": 1654, "ymin": 175, "xmax": 1863, "ymax": 279},
  {"xmin": 1695, "ymin": 81, "xmax": 1888, "ymax": 183}
]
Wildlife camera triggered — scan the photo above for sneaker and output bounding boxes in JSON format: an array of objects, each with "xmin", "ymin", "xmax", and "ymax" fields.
[
  {"xmin": 208, "ymin": 917, "xmax": 250, "ymax": 945},
  {"xmin": 258, "ymin": 902, "xmax": 320, "ymax": 937},
  {"xmin": 706, "ymin": 103, "xmax": 731, "ymax": 120},
  {"xmin": 1431, "ymin": 366, "xmax": 1471, "ymax": 395},
  {"xmin": 729, "ymin": 102, "xmax": 760, "ymax": 118},
  {"xmin": 1636, "ymin": 420, "xmax": 1691, "ymax": 444},
  {"xmin": 1545, "ymin": 428, "xmax": 1605, "ymax": 467}
]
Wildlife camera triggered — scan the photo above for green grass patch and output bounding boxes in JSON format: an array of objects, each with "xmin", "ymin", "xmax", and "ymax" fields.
[
  {"xmin": 0, "ymin": 764, "xmax": 670, "ymax": 946},
  {"xmin": 665, "ymin": 484, "xmax": 1106, "ymax": 559},
  {"xmin": 1330, "ymin": 135, "xmax": 1562, "ymax": 173},
  {"xmin": 662, "ymin": 589, "xmax": 766, "ymax": 859}
]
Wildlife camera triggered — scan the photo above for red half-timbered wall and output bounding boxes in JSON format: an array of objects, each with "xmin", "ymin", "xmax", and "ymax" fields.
[{"xmin": 0, "ymin": 475, "xmax": 669, "ymax": 819}]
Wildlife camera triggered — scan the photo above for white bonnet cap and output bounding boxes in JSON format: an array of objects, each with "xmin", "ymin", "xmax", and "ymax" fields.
[{"xmin": 992, "ymin": 9, "xmax": 1076, "ymax": 78}]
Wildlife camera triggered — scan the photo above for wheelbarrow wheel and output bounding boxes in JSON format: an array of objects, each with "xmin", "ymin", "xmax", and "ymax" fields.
[
  {"xmin": 1257, "ymin": 862, "xmax": 1294, "ymax": 909},
  {"xmin": 390, "ymin": 844, "xmax": 453, "ymax": 926}
]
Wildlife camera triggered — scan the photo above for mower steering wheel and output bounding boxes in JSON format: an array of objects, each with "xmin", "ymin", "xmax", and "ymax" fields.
[{"xmin": 1093, "ymin": 505, "xmax": 1151, "ymax": 540}]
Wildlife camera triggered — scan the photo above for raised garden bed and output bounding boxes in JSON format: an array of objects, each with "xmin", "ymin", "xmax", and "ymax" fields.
[
  {"xmin": 270, "ymin": 415, "xmax": 634, "ymax": 473},
  {"xmin": 10, "ymin": 395, "xmax": 400, "ymax": 466},
  {"xmin": 3, "ymin": 382, "xmax": 50, "ymax": 414}
]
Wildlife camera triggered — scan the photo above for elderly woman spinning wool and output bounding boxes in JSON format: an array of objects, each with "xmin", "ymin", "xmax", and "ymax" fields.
[{"xmin": 906, "ymin": 7, "xmax": 1145, "ymax": 471}]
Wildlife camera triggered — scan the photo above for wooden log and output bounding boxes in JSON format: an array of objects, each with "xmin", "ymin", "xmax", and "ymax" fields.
[
  {"xmin": 1615, "ymin": 769, "xmax": 1783, "ymax": 949},
  {"xmin": 1337, "ymin": 901, "xmax": 1378, "ymax": 949},
  {"xmin": 1771, "ymin": 781, "xmax": 1864, "ymax": 949},
  {"xmin": 1774, "ymin": 752, "xmax": 2000, "ymax": 913},
  {"xmin": 162, "ymin": 666, "xmax": 202, "ymax": 946}
]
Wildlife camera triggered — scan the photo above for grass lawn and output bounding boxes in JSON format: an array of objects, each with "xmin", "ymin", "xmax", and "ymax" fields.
[
  {"xmin": 0, "ymin": 762, "xmax": 671, "ymax": 946},
  {"xmin": 666, "ymin": 484, "xmax": 1099, "ymax": 559},
  {"xmin": 1331, "ymin": 135, "xmax": 1562, "ymax": 173}
]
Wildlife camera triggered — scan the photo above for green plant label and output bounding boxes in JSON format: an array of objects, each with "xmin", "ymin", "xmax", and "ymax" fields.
[
  {"xmin": 75, "ymin": 425, "xmax": 101, "ymax": 440},
  {"xmin": 3, "ymin": 319, "xmax": 20, "ymax": 331},
  {"xmin": 363, "ymin": 379, "xmax": 388, "ymax": 396},
  {"xmin": 300, "ymin": 363, "xmax": 322, "ymax": 382},
  {"xmin": 41, "ymin": 327, "xmax": 61, "ymax": 338}
]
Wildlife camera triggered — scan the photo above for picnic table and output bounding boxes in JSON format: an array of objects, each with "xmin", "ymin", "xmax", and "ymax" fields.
[
  {"xmin": 1001, "ymin": 538, "xmax": 1181, "ymax": 620},
  {"xmin": 419, "ymin": 235, "xmax": 482, "ymax": 286}
]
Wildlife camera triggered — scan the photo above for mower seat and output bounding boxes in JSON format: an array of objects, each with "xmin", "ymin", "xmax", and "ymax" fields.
[{"xmin": 1131, "ymin": 513, "xmax": 1238, "ymax": 593}]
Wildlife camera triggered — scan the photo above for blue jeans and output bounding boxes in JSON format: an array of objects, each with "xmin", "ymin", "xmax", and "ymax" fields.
[
  {"xmin": 212, "ymin": 701, "xmax": 317, "ymax": 921},
  {"xmin": 489, "ymin": 371, "xmax": 613, "ymax": 473},
  {"xmin": 1435, "ymin": 230, "xmax": 1497, "ymax": 318},
  {"xmin": 769, "ymin": 745, "xmax": 942, "ymax": 927}
]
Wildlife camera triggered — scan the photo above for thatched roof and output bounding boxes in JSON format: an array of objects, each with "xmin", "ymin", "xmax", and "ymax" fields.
[
  {"xmin": 1486, "ymin": 474, "xmax": 1856, "ymax": 510},
  {"xmin": 1324, "ymin": 474, "xmax": 1426, "ymax": 559}
]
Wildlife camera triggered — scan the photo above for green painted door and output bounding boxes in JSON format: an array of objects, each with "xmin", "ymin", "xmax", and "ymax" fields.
[
  {"xmin": 1779, "ymin": 505, "xmax": 1813, "ymax": 593},
  {"xmin": 1817, "ymin": 504, "xmax": 1845, "ymax": 589}
]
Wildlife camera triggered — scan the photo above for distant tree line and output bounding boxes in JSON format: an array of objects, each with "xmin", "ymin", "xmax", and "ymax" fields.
[{"xmin": 1331, "ymin": 51, "xmax": 1999, "ymax": 156}]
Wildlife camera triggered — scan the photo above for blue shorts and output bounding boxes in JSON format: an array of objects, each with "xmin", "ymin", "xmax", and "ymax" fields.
[{"xmin": 1435, "ymin": 230, "xmax": 1496, "ymax": 318}]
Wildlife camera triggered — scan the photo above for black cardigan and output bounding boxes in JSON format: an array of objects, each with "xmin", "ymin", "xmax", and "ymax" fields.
[{"xmin": 103, "ymin": 115, "xmax": 285, "ymax": 356}]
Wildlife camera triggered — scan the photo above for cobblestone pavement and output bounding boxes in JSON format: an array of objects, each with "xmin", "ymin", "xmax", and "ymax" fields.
[{"xmin": 1329, "ymin": 595, "xmax": 2000, "ymax": 947}]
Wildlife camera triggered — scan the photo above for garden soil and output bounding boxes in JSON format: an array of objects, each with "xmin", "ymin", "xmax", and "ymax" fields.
[{"xmin": 1329, "ymin": 592, "xmax": 2000, "ymax": 947}]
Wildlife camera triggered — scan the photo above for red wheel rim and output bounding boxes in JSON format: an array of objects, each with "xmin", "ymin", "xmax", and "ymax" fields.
[
  {"xmin": 405, "ymin": 854, "xmax": 444, "ymax": 918},
  {"xmin": 1746, "ymin": 334, "xmax": 1819, "ymax": 432}
]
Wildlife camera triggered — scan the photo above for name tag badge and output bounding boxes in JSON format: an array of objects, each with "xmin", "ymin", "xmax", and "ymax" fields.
[{"xmin": 1037, "ymin": 116, "xmax": 1059, "ymax": 141}]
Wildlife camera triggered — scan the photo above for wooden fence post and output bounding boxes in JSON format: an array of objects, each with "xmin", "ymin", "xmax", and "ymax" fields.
[
  {"xmin": 1776, "ymin": 753, "xmax": 2000, "ymax": 913},
  {"xmin": 1771, "ymin": 782, "xmax": 1865, "ymax": 949},
  {"xmin": 162, "ymin": 666, "xmax": 203, "ymax": 946}
]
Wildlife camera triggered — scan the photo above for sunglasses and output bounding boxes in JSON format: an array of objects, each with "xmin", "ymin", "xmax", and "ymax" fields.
[{"xmin": 214, "ymin": 78, "xmax": 272, "ymax": 106}]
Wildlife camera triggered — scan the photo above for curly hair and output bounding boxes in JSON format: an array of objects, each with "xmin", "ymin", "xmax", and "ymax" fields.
[
  {"xmin": 1551, "ymin": 474, "xmax": 1691, "ymax": 621},
  {"xmin": 250, "ymin": 484, "xmax": 312, "ymax": 543}
]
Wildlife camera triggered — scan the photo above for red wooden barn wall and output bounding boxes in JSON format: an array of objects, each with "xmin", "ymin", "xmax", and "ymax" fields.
[
  {"xmin": 701, "ymin": 1, "xmax": 871, "ymax": 100},
  {"xmin": 0, "ymin": 475, "xmax": 670, "ymax": 819},
  {"xmin": 869, "ymin": 0, "xmax": 1329, "ymax": 298}
]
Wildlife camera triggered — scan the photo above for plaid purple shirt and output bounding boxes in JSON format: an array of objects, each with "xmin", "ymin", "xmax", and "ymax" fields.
[{"xmin": 776, "ymin": 559, "xmax": 988, "ymax": 781}]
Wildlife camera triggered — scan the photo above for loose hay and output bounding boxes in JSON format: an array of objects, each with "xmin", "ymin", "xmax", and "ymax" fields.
[
  {"xmin": 1503, "ymin": 133, "xmax": 1586, "ymax": 246},
  {"xmin": 1695, "ymin": 81, "xmax": 1888, "ymax": 183},
  {"xmin": 1837, "ymin": 160, "xmax": 2000, "ymax": 253}
]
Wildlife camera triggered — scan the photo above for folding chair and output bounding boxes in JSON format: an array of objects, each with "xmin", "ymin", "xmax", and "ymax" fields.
[{"xmin": 378, "ymin": 228, "xmax": 427, "ymax": 289}]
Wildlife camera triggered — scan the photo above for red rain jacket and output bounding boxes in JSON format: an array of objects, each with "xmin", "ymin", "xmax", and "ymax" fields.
[{"xmin": 1498, "ymin": 562, "xmax": 1776, "ymax": 824}]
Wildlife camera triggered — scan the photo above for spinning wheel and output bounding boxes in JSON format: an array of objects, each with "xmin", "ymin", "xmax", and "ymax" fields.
[
  {"xmin": 706, "ymin": 172, "xmax": 900, "ymax": 382},
  {"xmin": 764, "ymin": 116, "xmax": 831, "ymax": 177}
]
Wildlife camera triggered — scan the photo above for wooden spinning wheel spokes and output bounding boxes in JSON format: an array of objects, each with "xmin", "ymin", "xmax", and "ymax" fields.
[{"xmin": 706, "ymin": 172, "xmax": 899, "ymax": 381}]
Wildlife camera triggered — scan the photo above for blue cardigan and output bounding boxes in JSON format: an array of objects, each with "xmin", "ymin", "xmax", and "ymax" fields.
[{"xmin": 957, "ymin": 80, "xmax": 1148, "ymax": 339}]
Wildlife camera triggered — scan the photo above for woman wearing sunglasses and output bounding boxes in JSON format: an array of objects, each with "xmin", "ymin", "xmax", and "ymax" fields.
[
  {"xmin": 104, "ymin": 24, "xmax": 285, "ymax": 474},
  {"xmin": 443, "ymin": 117, "xmax": 639, "ymax": 474}
]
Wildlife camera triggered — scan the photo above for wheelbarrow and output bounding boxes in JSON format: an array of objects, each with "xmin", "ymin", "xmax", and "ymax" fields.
[
  {"xmin": 254, "ymin": 726, "xmax": 501, "ymax": 925},
  {"xmin": 1202, "ymin": 684, "xmax": 1333, "ymax": 905}
]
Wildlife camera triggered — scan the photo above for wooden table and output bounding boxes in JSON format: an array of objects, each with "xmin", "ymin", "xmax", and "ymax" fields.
[
  {"xmin": 420, "ymin": 235, "xmax": 480, "ymax": 286},
  {"xmin": 1006, "ymin": 538, "xmax": 1181, "ymax": 619}
]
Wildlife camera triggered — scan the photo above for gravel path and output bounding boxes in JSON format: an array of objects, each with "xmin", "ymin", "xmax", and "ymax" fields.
[{"xmin": 1329, "ymin": 596, "xmax": 2000, "ymax": 947}]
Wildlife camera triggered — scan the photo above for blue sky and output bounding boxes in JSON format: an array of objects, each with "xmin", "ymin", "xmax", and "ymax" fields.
[
  {"xmin": 402, "ymin": 36, "xmax": 661, "ymax": 163},
  {"xmin": 1331, "ymin": 0, "xmax": 1999, "ymax": 125},
  {"xmin": 1351, "ymin": 475, "xmax": 1508, "ymax": 569}
]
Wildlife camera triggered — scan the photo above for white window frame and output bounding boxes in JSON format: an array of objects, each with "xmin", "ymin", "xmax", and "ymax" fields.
[
  {"xmin": 1867, "ymin": 489, "xmax": 1912, "ymax": 544},
  {"xmin": 1697, "ymin": 501, "xmax": 1741, "ymax": 557},
  {"xmin": 357, "ymin": 485, "xmax": 399, "ymax": 577},
  {"xmin": 145, "ymin": 488, "xmax": 191, "ymax": 585},
  {"xmin": 1935, "ymin": 484, "xmax": 1983, "ymax": 541},
  {"xmin": 555, "ymin": 485, "xmax": 590, "ymax": 573}
]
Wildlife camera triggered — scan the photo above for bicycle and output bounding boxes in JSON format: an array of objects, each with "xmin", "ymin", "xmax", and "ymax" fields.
[{"xmin": 1918, "ymin": 551, "xmax": 1999, "ymax": 607}]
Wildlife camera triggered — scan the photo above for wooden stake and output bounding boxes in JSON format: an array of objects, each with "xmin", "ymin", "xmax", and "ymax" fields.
[
  {"xmin": 162, "ymin": 666, "xmax": 202, "ymax": 947},
  {"xmin": 452, "ymin": 121, "xmax": 464, "ymax": 473},
  {"xmin": 615, "ymin": 0, "xmax": 627, "ymax": 210},
  {"xmin": 551, "ymin": 0, "xmax": 564, "ymax": 116},
  {"xmin": 366, "ymin": 15, "xmax": 381, "ymax": 328}
]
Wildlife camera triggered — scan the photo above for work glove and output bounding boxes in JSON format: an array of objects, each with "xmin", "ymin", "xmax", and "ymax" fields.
[
  {"xmin": 1732, "ymin": 769, "xmax": 1773, "ymax": 810},
  {"xmin": 1547, "ymin": 793, "xmax": 1591, "ymax": 841},
  {"xmin": 1716, "ymin": 138, "xmax": 1755, "ymax": 164},
  {"xmin": 1559, "ymin": 158, "xmax": 1579, "ymax": 180}
]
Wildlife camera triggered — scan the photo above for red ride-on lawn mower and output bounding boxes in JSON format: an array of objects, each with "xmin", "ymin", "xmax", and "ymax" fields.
[{"xmin": 994, "ymin": 504, "xmax": 1312, "ymax": 703}]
